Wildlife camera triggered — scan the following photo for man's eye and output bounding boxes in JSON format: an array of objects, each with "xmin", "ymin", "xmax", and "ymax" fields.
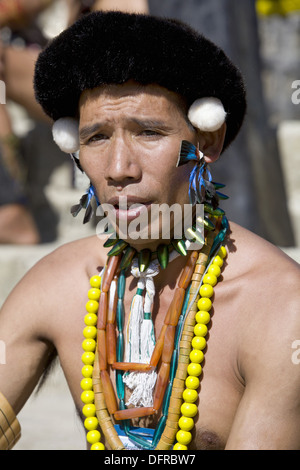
[
  {"xmin": 88, "ymin": 133, "xmax": 108, "ymax": 143},
  {"xmin": 141, "ymin": 129, "xmax": 160, "ymax": 137}
]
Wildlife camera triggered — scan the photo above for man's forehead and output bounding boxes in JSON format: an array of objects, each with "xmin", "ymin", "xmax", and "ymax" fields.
[{"xmin": 79, "ymin": 81, "xmax": 187, "ymax": 113}]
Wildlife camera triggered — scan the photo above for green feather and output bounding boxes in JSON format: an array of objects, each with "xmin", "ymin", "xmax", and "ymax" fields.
[{"xmin": 157, "ymin": 244, "xmax": 169, "ymax": 270}]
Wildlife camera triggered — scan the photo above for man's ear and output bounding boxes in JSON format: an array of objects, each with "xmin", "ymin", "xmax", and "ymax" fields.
[{"xmin": 197, "ymin": 123, "xmax": 227, "ymax": 163}]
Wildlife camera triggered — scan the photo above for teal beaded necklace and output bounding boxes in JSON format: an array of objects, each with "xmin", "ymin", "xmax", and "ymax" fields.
[{"xmin": 115, "ymin": 269, "xmax": 192, "ymax": 449}]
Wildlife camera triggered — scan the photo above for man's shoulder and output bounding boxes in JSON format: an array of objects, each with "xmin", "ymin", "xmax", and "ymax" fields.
[
  {"xmin": 19, "ymin": 235, "xmax": 108, "ymax": 292},
  {"xmin": 40, "ymin": 234, "xmax": 107, "ymax": 268},
  {"xmin": 225, "ymin": 221, "xmax": 300, "ymax": 320},
  {"xmin": 224, "ymin": 221, "xmax": 300, "ymax": 284},
  {"xmin": 223, "ymin": 221, "xmax": 300, "ymax": 327}
]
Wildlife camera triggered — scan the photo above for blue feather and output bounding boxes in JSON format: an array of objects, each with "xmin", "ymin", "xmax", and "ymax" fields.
[
  {"xmin": 188, "ymin": 165, "xmax": 198, "ymax": 205},
  {"xmin": 177, "ymin": 140, "xmax": 199, "ymax": 167},
  {"xmin": 177, "ymin": 140, "xmax": 226, "ymax": 207},
  {"xmin": 70, "ymin": 183, "xmax": 100, "ymax": 223}
]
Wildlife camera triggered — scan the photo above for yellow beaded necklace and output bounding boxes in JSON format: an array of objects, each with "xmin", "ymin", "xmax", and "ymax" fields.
[{"xmin": 80, "ymin": 240, "xmax": 227, "ymax": 450}]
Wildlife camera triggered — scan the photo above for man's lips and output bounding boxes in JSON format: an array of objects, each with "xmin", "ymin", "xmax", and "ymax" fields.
[
  {"xmin": 107, "ymin": 196, "xmax": 152, "ymax": 207},
  {"xmin": 106, "ymin": 196, "xmax": 152, "ymax": 221}
]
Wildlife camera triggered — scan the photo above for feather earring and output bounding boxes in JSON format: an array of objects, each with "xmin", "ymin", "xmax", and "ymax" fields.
[
  {"xmin": 71, "ymin": 184, "xmax": 100, "ymax": 224},
  {"xmin": 177, "ymin": 140, "xmax": 228, "ymax": 209},
  {"xmin": 177, "ymin": 140, "xmax": 215, "ymax": 205}
]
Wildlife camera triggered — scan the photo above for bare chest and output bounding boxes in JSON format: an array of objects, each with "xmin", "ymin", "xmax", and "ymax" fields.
[{"xmin": 58, "ymin": 274, "xmax": 244, "ymax": 450}]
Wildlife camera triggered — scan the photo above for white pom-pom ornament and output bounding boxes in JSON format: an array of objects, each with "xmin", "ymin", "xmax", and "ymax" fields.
[
  {"xmin": 188, "ymin": 97, "xmax": 226, "ymax": 132},
  {"xmin": 52, "ymin": 117, "xmax": 80, "ymax": 154}
]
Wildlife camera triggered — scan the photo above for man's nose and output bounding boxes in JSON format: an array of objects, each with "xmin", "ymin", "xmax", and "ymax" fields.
[{"xmin": 104, "ymin": 137, "xmax": 142, "ymax": 184}]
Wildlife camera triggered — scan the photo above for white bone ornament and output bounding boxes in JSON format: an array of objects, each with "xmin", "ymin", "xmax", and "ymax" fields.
[
  {"xmin": 52, "ymin": 117, "xmax": 80, "ymax": 154},
  {"xmin": 188, "ymin": 97, "xmax": 226, "ymax": 132}
]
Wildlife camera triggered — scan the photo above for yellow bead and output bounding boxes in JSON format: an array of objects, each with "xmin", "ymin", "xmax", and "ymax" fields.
[
  {"xmin": 207, "ymin": 264, "xmax": 221, "ymax": 277},
  {"xmin": 217, "ymin": 246, "xmax": 227, "ymax": 259},
  {"xmin": 82, "ymin": 403, "xmax": 96, "ymax": 418},
  {"xmin": 195, "ymin": 311, "xmax": 211, "ymax": 325},
  {"xmin": 86, "ymin": 430, "xmax": 101, "ymax": 444},
  {"xmin": 84, "ymin": 313, "xmax": 98, "ymax": 326},
  {"xmin": 202, "ymin": 273, "xmax": 217, "ymax": 286},
  {"xmin": 194, "ymin": 323, "xmax": 208, "ymax": 337},
  {"xmin": 82, "ymin": 338, "xmax": 96, "ymax": 352},
  {"xmin": 84, "ymin": 417, "xmax": 99, "ymax": 431},
  {"xmin": 83, "ymin": 326, "xmax": 97, "ymax": 339},
  {"xmin": 81, "ymin": 351, "xmax": 95, "ymax": 365},
  {"xmin": 82, "ymin": 365, "xmax": 93, "ymax": 378},
  {"xmin": 178, "ymin": 416, "xmax": 194, "ymax": 432},
  {"xmin": 197, "ymin": 297, "xmax": 212, "ymax": 311},
  {"xmin": 81, "ymin": 377, "xmax": 93, "ymax": 391},
  {"xmin": 91, "ymin": 442, "xmax": 105, "ymax": 450},
  {"xmin": 187, "ymin": 362, "xmax": 202, "ymax": 377},
  {"xmin": 173, "ymin": 443, "xmax": 188, "ymax": 450},
  {"xmin": 213, "ymin": 255, "xmax": 224, "ymax": 268},
  {"xmin": 81, "ymin": 390, "xmax": 95, "ymax": 404},
  {"xmin": 176, "ymin": 430, "xmax": 192, "ymax": 446},
  {"xmin": 86, "ymin": 300, "xmax": 99, "ymax": 314},
  {"xmin": 199, "ymin": 284, "xmax": 214, "ymax": 298},
  {"xmin": 189, "ymin": 349, "xmax": 204, "ymax": 364},
  {"xmin": 182, "ymin": 388, "xmax": 198, "ymax": 403},
  {"xmin": 88, "ymin": 288, "xmax": 101, "ymax": 300},
  {"xmin": 185, "ymin": 375, "xmax": 200, "ymax": 390},
  {"xmin": 90, "ymin": 275, "xmax": 101, "ymax": 288},
  {"xmin": 180, "ymin": 402, "xmax": 198, "ymax": 418},
  {"xmin": 191, "ymin": 336, "xmax": 206, "ymax": 350}
]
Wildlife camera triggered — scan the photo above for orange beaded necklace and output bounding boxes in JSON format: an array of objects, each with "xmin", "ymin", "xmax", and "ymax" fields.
[{"xmin": 80, "ymin": 217, "xmax": 228, "ymax": 450}]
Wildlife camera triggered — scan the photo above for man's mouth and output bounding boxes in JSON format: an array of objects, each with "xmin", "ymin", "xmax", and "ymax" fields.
[{"xmin": 107, "ymin": 197, "xmax": 152, "ymax": 222}]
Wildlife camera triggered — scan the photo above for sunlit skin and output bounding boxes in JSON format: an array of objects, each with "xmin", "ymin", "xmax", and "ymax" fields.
[{"xmin": 78, "ymin": 82, "xmax": 218, "ymax": 251}]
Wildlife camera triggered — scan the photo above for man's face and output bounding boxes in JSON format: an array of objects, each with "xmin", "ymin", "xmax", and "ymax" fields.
[{"xmin": 79, "ymin": 82, "xmax": 198, "ymax": 246}]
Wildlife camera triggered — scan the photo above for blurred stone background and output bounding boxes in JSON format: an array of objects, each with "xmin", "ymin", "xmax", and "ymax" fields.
[{"xmin": 0, "ymin": 0, "xmax": 298, "ymax": 450}]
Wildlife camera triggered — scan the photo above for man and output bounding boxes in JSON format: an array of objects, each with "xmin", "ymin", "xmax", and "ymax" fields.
[{"xmin": 0, "ymin": 11, "xmax": 299, "ymax": 451}]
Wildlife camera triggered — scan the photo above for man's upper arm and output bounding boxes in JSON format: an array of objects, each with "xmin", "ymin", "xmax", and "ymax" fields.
[
  {"xmin": 226, "ymin": 281, "xmax": 300, "ymax": 450},
  {"xmin": 225, "ymin": 371, "xmax": 300, "ymax": 450},
  {"xmin": 0, "ymin": 259, "xmax": 56, "ymax": 415}
]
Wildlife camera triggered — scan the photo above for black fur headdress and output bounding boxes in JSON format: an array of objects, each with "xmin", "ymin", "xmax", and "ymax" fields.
[{"xmin": 34, "ymin": 11, "xmax": 246, "ymax": 151}]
